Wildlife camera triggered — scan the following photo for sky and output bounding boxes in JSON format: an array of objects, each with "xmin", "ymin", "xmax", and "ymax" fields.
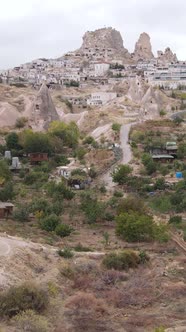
[{"xmin": 1, "ymin": 0, "xmax": 186, "ymax": 69}]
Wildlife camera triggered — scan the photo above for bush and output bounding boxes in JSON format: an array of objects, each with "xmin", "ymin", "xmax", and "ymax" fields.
[
  {"xmin": 0, "ymin": 182, "xmax": 14, "ymax": 201},
  {"xmin": 0, "ymin": 160, "xmax": 12, "ymax": 181},
  {"xmin": 58, "ymin": 247, "xmax": 74, "ymax": 259},
  {"xmin": 0, "ymin": 283, "xmax": 48, "ymax": 317},
  {"xmin": 117, "ymin": 196, "xmax": 147, "ymax": 215},
  {"xmin": 24, "ymin": 171, "xmax": 48, "ymax": 185},
  {"xmin": 55, "ymin": 224, "xmax": 73, "ymax": 237},
  {"xmin": 142, "ymin": 153, "xmax": 157, "ymax": 175},
  {"xmin": 15, "ymin": 117, "xmax": 28, "ymax": 129},
  {"xmin": 47, "ymin": 181, "xmax": 75, "ymax": 200},
  {"xmin": 116, "ymin": 212, "xmax": 155, "ymax": 242},
  {"xmin": 112, "ymin": 164, "xmax": 132, "ymax": 185},
  {"xmin": 103, "ymin": 250, "xmax": 140, "ymax": 271},
  {"xmin": 74, "ymin": 243, "xmax": 92, "ymax": 252},
  {"xmin": 40, "ymin": 214, "xmax": 60, "ymax": 232},
  {"xmin": 13, "ymin": 310, "xmax": 49, "ymax": 332},
  {"xmin": 30, "ymin": 198, "xmax": 63, "ymax": 217},
  {"xmin": 13, "ymin": 206, "xmax": 30, "ymax": 222},
  {"xmin": 169, "ymin": 215, "xmax": 182, "ymax": 224},
  {"xmin": 113, "ymin": 190, "xmax": 123, "ymax": 198},
  {"xmin": 112, "ymin": 123, "xmax": 121, "ymax": 132},
  {"xmin": 81, "ymin": 193, "xmax": 105, "ymax": 224}
]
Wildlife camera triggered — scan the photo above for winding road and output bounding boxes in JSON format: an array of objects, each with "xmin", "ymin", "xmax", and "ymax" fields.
[{"xmin": 102, "ymin": 122, "xmax": 134, "ymax": 189}]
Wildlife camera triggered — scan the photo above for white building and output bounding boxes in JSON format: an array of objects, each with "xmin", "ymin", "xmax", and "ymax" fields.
[
  {"xmin": 87, "ymin": 92, "xmax": 117, "ymax": 106},
  {"xmin": 94, "ymin": 62, "xmax": 110, "ymax": 77},
  {"xmin": 146, "ymin": 63, "xmax": 186, "ymax": 89}
]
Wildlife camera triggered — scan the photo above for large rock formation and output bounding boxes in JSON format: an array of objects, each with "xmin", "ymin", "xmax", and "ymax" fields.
[
  {"xmin": 79, "ymin": 27, "xmax": 130, "ymax": 59},
  {"xmin": 29, "ymin": 84, "xmax": 59, "ymax": 131},
  {"xmin": 133, "ymin": 32, "xmax": 154, "ymax": 60},
  {"xmin": 157, "ymin": 47, "xmax": 177, "ymax": 64}
]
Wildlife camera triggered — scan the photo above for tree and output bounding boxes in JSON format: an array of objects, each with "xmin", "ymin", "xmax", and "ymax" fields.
[
  {"xmin": 112, "ymin": 164, "xmax": 132, "ymax": 185},
  {"xmin": 177, "ymin": 143, "xmax": 186, "ymax": 159},
  {"xmin": 116, "ymin": 212, "xmax": 155, "ymax": 242},
  {"xmin": 142, "ymin": 153, "xmax": 157, "ymax": 175},
  {"xmin": 49, "ymin": 121, "xmax": 79, "ymax": 148},
  {"xmin": 13, "ymin": 206, "xmax": 30, "ymax": 222},
  {"xmin": 81, "ymin": 193, "xmax": 105, "ymax": 224},
  {"xmin": 0, "ymin": 160, "xmax": 12, "ymax": 181},
  {"xmin": 6, "ymin": 132, "xmax": 22, "ymax": 151},
  {"xmin": 0, "ymin": 182, "xmax": 14, "ymax": 201},
  {"xmin": 20, "ymin": 130, "xmax": 52, "ymax": 154}
]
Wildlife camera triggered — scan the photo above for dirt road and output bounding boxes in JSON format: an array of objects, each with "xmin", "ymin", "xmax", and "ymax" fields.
[{"xmin": 102, "ymin": 122, "xmax": 134, "ymax": 189}]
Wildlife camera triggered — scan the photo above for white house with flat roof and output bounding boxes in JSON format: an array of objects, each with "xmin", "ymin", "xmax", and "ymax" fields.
[
  {"xmin": 87, "ymin": 92, "xmax": 117, "ymax": 106},
  {"xmin": 94, "ymin": 62, "xmax": 110, "ymax": 77}
]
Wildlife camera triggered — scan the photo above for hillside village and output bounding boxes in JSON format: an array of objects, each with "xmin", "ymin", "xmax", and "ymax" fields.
[{"xmin": 0, "ymin": 27, "xmax": 185, "ymax": 332}]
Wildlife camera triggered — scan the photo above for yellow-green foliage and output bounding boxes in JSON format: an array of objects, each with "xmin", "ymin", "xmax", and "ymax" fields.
[{"xmin": 13, "ymin": 310, "xmax": 49, "ymax": 332}]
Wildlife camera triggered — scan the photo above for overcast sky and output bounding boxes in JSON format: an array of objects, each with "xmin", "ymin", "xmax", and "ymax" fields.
[{"xmin": 1, "ymin": 0, "xmax": 186, "ymax": 69}]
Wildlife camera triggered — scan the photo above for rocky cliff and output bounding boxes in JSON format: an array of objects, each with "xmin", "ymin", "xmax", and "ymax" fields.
[
  {"xmin": 30, "ymin": 84, "xmax": 59, "ymax": 131},
  {"xmin": 133, "ymin": 32, "xmax": 154, "ymax": 60},
  {"xmin": 157, "ymin": 47, "xmax": 177, "ymax": 63},
  {"xmin": 79, "ymin": 27, "xmax": 130, "ymax": 58}
]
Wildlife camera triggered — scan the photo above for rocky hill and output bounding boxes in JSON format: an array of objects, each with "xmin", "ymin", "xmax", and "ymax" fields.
[
  {"xmin": 133, "ymin": 32, "xmax": 154, "ymax": 60},
  {"xmin": 78, "ymin": 27, "xmax": 131, "ymax": 59}
]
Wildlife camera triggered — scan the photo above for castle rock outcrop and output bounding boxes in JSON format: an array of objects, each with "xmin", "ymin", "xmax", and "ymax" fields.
[
  {"xmin": 79, "ymin": 27, "xmax": 130, "ymax": 60},
  {"xmin": 133, "ymin": 32, "xmax": 154, "ymax": 60}
]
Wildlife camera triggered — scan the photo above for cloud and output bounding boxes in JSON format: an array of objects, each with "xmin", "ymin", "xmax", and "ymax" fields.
[{"xmin": 0, "ymin": 0, "xmax": 186, "ymax": 68}]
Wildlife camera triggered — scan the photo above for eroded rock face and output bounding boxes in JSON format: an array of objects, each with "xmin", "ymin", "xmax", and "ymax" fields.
[
  {"xmin": 79, "ymin": 27, "xmax": 130, "ymax": 58},
  {"xmin": 157, "ymin": 47, "xmax": 177, "ymax": 63},
  {"xmin": 30, "ymin": 84, "xmax": 59, "ymax": 130},
  {"xmin": 133, "ymin": 32, "xmax": 154, "ymax": 60}
]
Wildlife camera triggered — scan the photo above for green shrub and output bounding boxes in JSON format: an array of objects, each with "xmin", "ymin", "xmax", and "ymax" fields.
[
  {"xmin": 113, "ymin": 191, "xmax": 123, "ymax": 198},
  {"xmin": 13, "ymin": 206, "xmax": 30, "ymax": 222},
  {"xmin": 75, "ymin": 147, "xmax": 86, "ymax": 161},
  {"xmin": 116, "ymin": 212, "xmax": 155, "ymax": 242},
  {"xmin": 169, "ymin": 215, "xmax": 182, "ymax": 224},
  {"xmin": 112, "ymin": 164, "xmax": 132, "ymax": 185},
  {"xmin": 0, "ymin": 283, "xmax": 48, "ymax": 318},
  {"xmin": 15, "ymin": 117, "xmax": 28, "ymax": 129},
  {"xmin": 58, "ymin": 247, "xmax": 74, "ymax": 259},
  {"xmin": 55, "ymin": 224, "xmax": 73, "ymax": 237},
  {"xmin": 40, "ymin": 214, "xmax": 60, "ymax": 232},
  {"xmin": 46, "ymin": 181, "xmax": 75, "ymax": 200},
  {"xmin": 0, "ymin": 160, "xmax": 12, "ymax": 181},
  {"xmin": 112, "ymin": 123, "xmax": 121, "ymax": 132},
  {"xmin": 0, "ymin": 182, "xmax": 15, "ymax": 201},
  {"xmin": 24, "ymin": 171, "xmax": 48, "ymax": 185},
  {"xmin": 103, "ymin": 250, "xmax": 140, "ymax": 271},
  {"xmin": 117, "ymin": 196, "xmax": 147, "ymax": 215},
  {"xmin": 139, "ymin": 250, "xmax": 150, "ymax": 264},
  {"xmin": 74, "ymin": 243, "xmax": 92, "ymax": 252},
  {"xmin": 81, "ymin": 193, "xmax": 105, "ymax": 224},
  {"xmin": 99, "ymin": 185, "xmax": 107, "ymax": 194}
]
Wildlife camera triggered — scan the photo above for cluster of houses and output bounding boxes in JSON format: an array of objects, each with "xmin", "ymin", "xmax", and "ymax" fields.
[
  {"xmin": 151, "ymin": 141, "xmax": 178, "ymax": 163},
  {"xmin": 1, "ymin": 46, "xmax": 186, "ymax": 91}
]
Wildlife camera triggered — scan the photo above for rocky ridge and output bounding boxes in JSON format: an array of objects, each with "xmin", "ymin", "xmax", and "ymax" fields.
[{"xmin": 157, "ymin": 47, "xmax": 178, "ymax": 63}]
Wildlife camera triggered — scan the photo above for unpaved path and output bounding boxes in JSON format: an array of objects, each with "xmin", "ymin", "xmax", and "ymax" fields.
[{"xmin": 102, "ymin": 122, "xmax": 134, "ymax": 189}]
